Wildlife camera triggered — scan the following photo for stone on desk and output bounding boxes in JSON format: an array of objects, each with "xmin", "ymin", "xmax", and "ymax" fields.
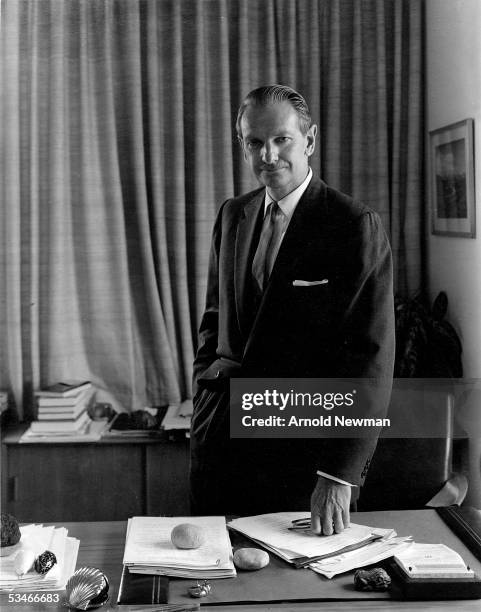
[{"xmin": 234, "ymin": 547, "xmax": 270, "ymax": 570}]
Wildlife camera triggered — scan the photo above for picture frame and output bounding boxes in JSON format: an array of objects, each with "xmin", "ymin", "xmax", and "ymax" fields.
[{"xmin": 430, "ymin": 118, "xmax": 476, "ymax": 237}]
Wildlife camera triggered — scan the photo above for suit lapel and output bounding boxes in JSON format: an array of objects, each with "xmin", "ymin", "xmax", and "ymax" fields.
[{"xmin": 234, "ymin": 190, "xmax": 265, "ymax": 338}]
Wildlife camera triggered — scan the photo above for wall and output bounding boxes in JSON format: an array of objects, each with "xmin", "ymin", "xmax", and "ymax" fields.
[{"xmin": 426, "ymin": 0, "xmax": 481, "ymax": 507}]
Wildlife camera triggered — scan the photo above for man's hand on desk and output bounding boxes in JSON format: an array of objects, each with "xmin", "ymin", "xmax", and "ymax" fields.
[{"xmin": 310, "ymin": 477, "xmax": 351, "ymax": 535}]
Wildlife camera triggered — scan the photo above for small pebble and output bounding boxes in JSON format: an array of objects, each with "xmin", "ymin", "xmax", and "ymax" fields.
[
  {"xmin": 171, "ymin": 523, "xmax": 206, "ymax": 550},
  {"xmin": 233, "ymin": 548, "xmax": 269, "ymax": 570}
]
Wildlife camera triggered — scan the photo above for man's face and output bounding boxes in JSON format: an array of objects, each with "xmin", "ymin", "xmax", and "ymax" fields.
[{"xmin": 239, "ymin": 101, "xmax": 317, "ymax": 200}]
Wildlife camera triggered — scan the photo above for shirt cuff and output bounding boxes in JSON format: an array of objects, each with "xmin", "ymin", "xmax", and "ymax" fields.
[{"xmin": 316, "ymin": 470, "xmax": 357, "ymax": 487}]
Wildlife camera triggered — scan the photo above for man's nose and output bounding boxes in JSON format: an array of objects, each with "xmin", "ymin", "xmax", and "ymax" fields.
[{"xmin": 261, "ymin": 143, "xmax": 278, "ymax": 165}]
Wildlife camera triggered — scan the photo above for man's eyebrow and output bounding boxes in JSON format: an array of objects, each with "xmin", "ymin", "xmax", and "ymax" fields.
[{"xmin": 244, "ymin": 131, "xmax": 293, "ymax": 140}]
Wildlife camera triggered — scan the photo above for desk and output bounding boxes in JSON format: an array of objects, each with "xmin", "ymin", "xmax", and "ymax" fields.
[{"xmin": 1, "ymin": 510, "xmax": 480, "ymax": 611}]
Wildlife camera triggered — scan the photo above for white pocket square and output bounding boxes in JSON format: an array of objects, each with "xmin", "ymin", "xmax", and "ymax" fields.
[{"xmin": 292, "ymin": 279, "xmax": 328, "ymax": 286}]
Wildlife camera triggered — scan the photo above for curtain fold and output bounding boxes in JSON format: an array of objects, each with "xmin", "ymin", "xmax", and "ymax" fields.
[{"xmin": 1, "ymin": 0, "xmax": 424, "ymax": 419}]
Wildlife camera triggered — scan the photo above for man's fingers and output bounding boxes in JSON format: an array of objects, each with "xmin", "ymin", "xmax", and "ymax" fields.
[
  {"xmin": 310, "ymin": 506, "xmax": 322, "ymax": 534},
  {"xmin": 311, "ymin": 478, "xmax": 352, "ymax": 536},
  {"xmin": 311, "ymin": 492, "xmax": 321, "ymax": 535},
  {"xmin": 333, "ymin": 507, "xmax": 344, "ymax": 533},
  {"xmin": 321, "ymin": 508, "xmax": 334, "ymax": 536}
]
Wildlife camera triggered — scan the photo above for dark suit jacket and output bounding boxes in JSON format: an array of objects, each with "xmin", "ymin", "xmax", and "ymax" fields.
[{"xmin": 192, "ymin": 174, "xmax": 395, "ymax": 501}]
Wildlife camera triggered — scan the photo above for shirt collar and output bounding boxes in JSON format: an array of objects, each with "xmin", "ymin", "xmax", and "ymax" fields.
[{"xmin": 264, "ymin": 167, "xmax": 313, "ymax": 218}]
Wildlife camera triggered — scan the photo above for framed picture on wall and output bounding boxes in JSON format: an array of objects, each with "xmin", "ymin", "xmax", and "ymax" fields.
[{"xmin": 430, "ymin": 118, "xmax": 476, "ymax": 237}]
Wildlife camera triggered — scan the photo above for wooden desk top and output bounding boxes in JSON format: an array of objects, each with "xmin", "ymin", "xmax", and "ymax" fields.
[{"xmin": 1, "ymin": 512, "xmax": 480, "ymax": 611}]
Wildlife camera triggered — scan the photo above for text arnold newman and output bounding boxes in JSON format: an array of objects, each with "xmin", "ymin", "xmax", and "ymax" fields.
[{"xmin": 241, "ymin": 415, "xmax": 391, "ymax": 428}]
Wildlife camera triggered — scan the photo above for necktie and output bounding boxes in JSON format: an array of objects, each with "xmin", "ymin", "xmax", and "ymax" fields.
[{"xmin": 252, "ymin": 202, "xmax": 285, "ymax": 290}]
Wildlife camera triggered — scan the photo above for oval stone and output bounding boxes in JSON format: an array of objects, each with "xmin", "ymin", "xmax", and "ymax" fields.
[
  {"xmin": 233, "ymin": 548, "xmax": 269, "ymax": 570},
  {"xmin": 171, "ymin": 523, "xmax": 206, "ymax": 549}
]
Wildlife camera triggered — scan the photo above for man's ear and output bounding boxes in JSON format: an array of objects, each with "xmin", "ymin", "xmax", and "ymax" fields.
[
  {"xmin": 238, "ymin": 136, "xmax": 248, "ymax": 161},
  {"xmin": 305, "ymin": 124, "xmax": 317, "ymax": 157}
]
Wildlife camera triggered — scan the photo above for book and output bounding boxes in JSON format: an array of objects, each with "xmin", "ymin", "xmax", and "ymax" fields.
[
  {"xmin": 37, "ymin": 407, "xmax": 88, "ymax": 421},
  {"xmin": 35, "ymin": 381, "xmax": 91, "ymax": 398},
  {"xmin": 37, "ymin": 386, "xmax": 95, "ymax": 409},
  {"xmin": 388, "ymin": 557, "xmax": 481, "ymax": 601},
  {"xmin": 38, "ymin": 390, "xmax": 94, "ymax": 419},
  {"xmin": 30, "ymin": 410, "xmax": 91, "ymax": 433},
  {"xmin": 394, "ymin": 543, "xmax": 475, "ymax": 579},
  {"xmin": 19, "ymin": 420, "xmax": 109, "ymax": 443}
]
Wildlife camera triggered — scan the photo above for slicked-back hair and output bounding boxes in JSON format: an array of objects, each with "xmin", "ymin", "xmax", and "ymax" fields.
[{"xmin": 236, "ymin": 85, "xmax": 312, "ymax": 139}]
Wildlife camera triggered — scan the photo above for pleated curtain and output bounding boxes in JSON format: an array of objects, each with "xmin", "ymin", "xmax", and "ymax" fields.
[{"xmin": 0, "ymin": 0, "xmax": 424, "ymax": 419}]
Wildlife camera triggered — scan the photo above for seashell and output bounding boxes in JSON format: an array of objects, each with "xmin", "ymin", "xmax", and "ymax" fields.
[
  {"xmin": 14, "ymin": 548, "xmax": 35, "ymax": 576},
  {"xmin": 64, "ymin": 567, "xmax": 109, "ymax": 610},
  {"xmin": 188, "ymin": 580, "xmax": 211, "ymax": 598}
]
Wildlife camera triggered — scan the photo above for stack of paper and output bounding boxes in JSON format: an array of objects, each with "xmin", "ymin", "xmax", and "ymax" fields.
[
  {"xmin": 123, "ymin": 516, "xmax": 236, "ymax": 579},
  {"xmin": 0, "ymin": 524, "xmax": 79, "ymax": 591},
  {"xmin": 228, "ymin": 512, "xmax": 411, "ymax": 579},
  {"xmin": 309, "ymin": 535, "xmax": 412, "ymax": 578}
]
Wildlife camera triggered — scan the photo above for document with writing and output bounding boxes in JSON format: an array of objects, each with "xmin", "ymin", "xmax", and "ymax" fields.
[
  {"xmin": 228, "ymin": 512, "xmax": 393, "ymax": 560},
  {"xmin": 123, "ymin": 516, "xmax": 236, "ymax": 579}
]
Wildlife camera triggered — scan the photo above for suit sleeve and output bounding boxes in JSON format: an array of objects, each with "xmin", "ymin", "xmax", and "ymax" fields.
[
  {"xmin": 192, "ymin": 202, "xmax": 226, "ymax": 397},
  {"xmin": 318, "ymin": 210, "xmax": 395, "ymax": 486}
]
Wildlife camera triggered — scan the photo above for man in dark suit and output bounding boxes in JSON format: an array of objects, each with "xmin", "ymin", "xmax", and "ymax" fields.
[{"xmin": 190, "ymin": 85, "xmax": 395, "ymax": 534}]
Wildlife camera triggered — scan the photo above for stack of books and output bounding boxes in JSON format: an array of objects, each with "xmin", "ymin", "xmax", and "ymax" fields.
[{"xmin": 29, "ymin": 381, "xmax": 94, "ymax": 437}]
